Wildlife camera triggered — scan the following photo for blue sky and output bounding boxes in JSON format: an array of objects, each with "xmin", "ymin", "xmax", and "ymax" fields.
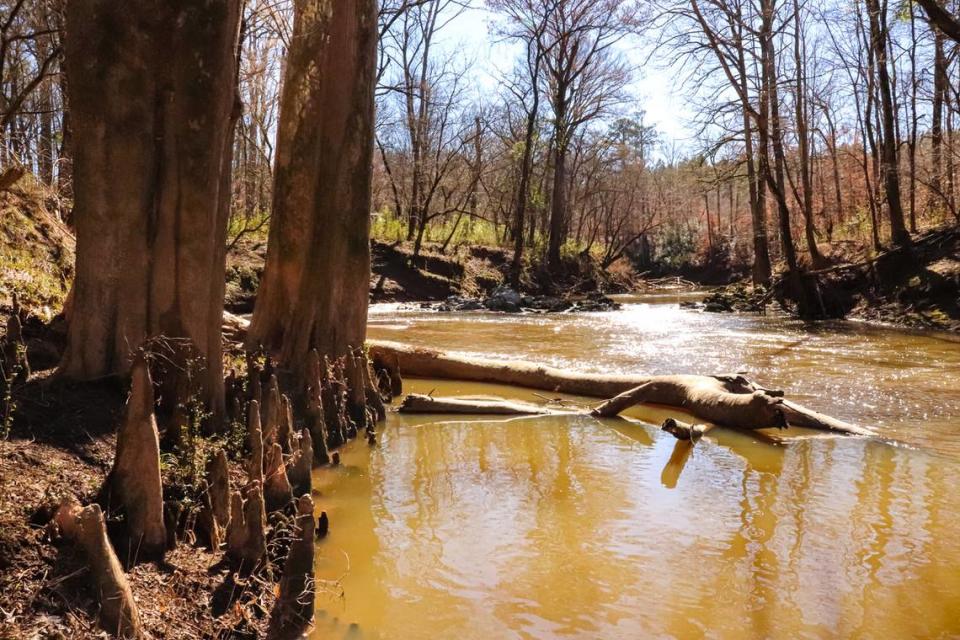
[{"xmin": 437, "ymin": 1, "xmax": 697, "ymax": 148}]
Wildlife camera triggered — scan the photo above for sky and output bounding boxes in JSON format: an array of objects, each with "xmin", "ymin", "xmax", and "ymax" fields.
[{"xmin": 436, "ymin": 1, "xmax": 698, "ymax": 150}]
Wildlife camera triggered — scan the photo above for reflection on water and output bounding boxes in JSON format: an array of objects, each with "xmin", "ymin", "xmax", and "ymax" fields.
[
  {"xmin": 367, "ymin": 295, "xmax": 960, "ymax": 454},
  {"xmin": 311, "ymin": 297, "xmax": 960, "ymax": 639}
]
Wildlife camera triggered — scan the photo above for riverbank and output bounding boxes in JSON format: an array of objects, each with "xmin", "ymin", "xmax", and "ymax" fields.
[
  {"xmin": 0, "ymin": 372, "xmax": 279, "ymax": 638},
  {"xmin": 677, "ymin": 226, "xmax": 960, "ymax": 333},
  {"xmin": 225, "ymin": 237, "xmax": 636, "ymax": 311}
]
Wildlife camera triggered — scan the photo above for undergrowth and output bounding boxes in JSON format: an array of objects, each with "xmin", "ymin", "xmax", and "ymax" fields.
[
  {"xmin": 0, "ymin": 345, "xmax": 25, "ymax": 440},
  {"xmin": 0, "ymin": 182, "xmax": 74, "ymax": 318}
]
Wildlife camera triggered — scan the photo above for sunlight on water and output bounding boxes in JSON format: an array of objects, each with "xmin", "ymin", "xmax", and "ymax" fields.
[
  {"xmin": 311, "ymin": 297, "xmax": 960, "ymax": 639},
  {"xmin": 367, "ymin": 294, "xmax": 960, "ymax": 453}
]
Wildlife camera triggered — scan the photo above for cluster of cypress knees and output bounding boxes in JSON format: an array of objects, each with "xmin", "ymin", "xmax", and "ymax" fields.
[{"xmin": 45, "ymin": 345, "xmax": 391, "ymax": 640}]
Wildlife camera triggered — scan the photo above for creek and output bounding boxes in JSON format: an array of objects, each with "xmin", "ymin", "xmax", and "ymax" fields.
[{"xmin": 311, "ymin": 293, "xmax": 960, "ymax": 639}]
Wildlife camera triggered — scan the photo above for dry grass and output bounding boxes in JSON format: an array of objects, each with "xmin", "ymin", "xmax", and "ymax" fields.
[{"xmin": 0, "ymin": 181, "xmax": 74, "ymax": 320}]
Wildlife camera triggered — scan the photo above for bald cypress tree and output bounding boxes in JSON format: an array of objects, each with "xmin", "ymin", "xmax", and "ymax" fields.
[
  {"xmin": 247, "ymin": 0, "xmax": 377, "ymax": 381},
  {"xmin": 61, "ymin": 0, "xmax": 242, "ymax": 413}
]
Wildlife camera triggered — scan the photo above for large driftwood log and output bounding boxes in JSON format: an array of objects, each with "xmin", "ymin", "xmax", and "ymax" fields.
[
  {"xmin": 54, "ymin": 500, "xmax": 143, "ymax": 639},
  {"xmin": 590, "ymin": 377, "xmax": 786, "ymax": 429},
  {"xmin": 99, "ymin": 357, "xmax": 166, "ymax": 559},
  {"xmin": 266, "ymin": 495, "xmax": 315, "ymax": 640},
  {"xmin": 368, "ymin": 341, "xmax": 873, "ymax": 436},
  {"xmin": 368, "ymin": 340, "xmax": 641, "ymax": 397}
]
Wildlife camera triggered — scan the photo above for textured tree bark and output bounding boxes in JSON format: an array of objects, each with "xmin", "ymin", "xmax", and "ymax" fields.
[
  {"xmin": 61, "ymin": 0, "xmax": 241, "ymax": 414},
  {"xmin": 247, "ymin": 0, "xmax": 377, "ymax": 383},
  {"xmin": 866, "ymin": 0, "xmax": 911, "ymax": 246},
  {"xmin": 791, "ymin": 0, "xmax": 825, "ymax": 267},
  {"xmin": 98, "ymin": 358, "xmax": 166, "ymax": 560},
  {"xmin": 547, "ymin": 114, "xmax": 569, "ymax": 273},
  {"xmin": 267, "ymin": 495, "xmax": 315, "ymax": 640},
  {"xmin": 916, "ymin": 0, "xmax": 960, "ymax": 44},
  {"xmin": 511, "ymin": 94, "xmax": 537, "ymax": 287},
  {"xmin": 67, "ymin": 504, "xmax": 143, "ymax": 639},
  {"xmin": 931, "ymin": 29, "xmax": 946, "ymax": 211}
]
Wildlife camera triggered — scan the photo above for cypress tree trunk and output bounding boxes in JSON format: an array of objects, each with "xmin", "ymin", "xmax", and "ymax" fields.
[
  {"xmin": 248, "ymin": 0, "xmax": 377, "ymax": 381},
  {"xmin": 61, "ymin": 0, "xmax": 242, "ymax": 414}
]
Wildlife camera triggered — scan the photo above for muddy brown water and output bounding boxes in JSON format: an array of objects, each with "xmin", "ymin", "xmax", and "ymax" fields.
[{"xmin": 312, "ymin": 293, "xmax": 960, "ymax": 639}]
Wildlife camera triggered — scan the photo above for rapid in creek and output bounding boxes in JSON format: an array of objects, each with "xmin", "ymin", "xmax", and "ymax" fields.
[{"xmin": 311, "ymin": 293, "xmax": 960, "ymax": 639}]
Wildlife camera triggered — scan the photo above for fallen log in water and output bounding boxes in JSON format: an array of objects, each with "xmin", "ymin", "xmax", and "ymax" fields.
[
  {"xmin": 368, "ymin": 340, "xmax": 873, "ymax": 437},
  {"xmin": 398, "ymin": 394, "xmax": 721, "ymax": 445},
  {"xmin": 590, "ymin": 377, "xmax": 787, "ymax": 429},
  {"xmin": 398, "ymin": 393, "xmax": 574, "ymax": 415}
]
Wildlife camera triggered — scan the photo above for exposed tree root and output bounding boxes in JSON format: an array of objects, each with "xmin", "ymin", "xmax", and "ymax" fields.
[
  {"xmin": 264, "ymin": 442, "xmax": 294, "ymax": 512},
  {"xmin": 287, "ymin": 428, "xmax": 313, "ymax": 497},
  {"xmin": 53, "ymin": 500, "xmax": 143, "ymax": 639},
  {"xmin": 97, "ymin": 356, "xmax": 166, "ymax": 561},
  {"xmin": 246, "ymin": 400, "xmax": 265, "ymax": 486},
  {"xmin": 267, "ymin": 495, "xmax": 316, "ymax": 640},
  {"xmin": 226, "ymin": 483, "xmax": 267, "ymax": 569},
  {"xmin": 198, "ymin": 450, "xmax": 231, "ymax": 549}
]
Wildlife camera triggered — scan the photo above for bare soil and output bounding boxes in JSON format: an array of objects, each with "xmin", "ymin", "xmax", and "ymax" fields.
[{"xmin": 0, "ymin": 371, "xmax": 277, "ymax": 639}]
